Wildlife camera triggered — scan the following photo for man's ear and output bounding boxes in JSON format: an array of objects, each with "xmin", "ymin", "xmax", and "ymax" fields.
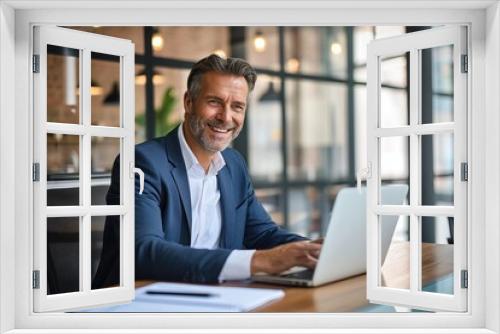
[{"xmin": 184, "ymin": 92, "xmax": 192, "ymax": 114}]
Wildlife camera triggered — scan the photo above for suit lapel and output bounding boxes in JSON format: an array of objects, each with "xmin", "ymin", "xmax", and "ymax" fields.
[
  {"xmin": 165, "ymin": 129, "xmax": 192, "ymax": 231},
  {"xmin": 217, "ymin": 166, "xmax": 235, "ymax": 249}
]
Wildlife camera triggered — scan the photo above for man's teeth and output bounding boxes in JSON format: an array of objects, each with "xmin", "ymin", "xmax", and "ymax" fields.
[{"xmin": 210, "ymin": 125, "xmax": 230, "ymax": 133}]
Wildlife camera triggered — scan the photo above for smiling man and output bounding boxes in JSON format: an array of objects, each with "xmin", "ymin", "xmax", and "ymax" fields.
[{"xmin": 93, "ymin": 55, "xmax": 321, "ymax": 287}]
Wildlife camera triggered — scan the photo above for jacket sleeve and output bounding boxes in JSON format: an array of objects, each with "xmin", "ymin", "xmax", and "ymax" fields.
[
  {"xmin": 232, "ymin": 153, "xmax": 308, "ymax": 249},
  {"xmin": 134, "ymin": 147, "xmax": 232, "ymax": 283}
]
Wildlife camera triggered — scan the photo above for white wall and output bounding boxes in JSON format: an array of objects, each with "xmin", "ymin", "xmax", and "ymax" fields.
[
  {"xmin": 485, "ymin": 2, "xmax": 500, "ymax": 333},
  {"xmin": 0, "ymin": 2, "xmax": 16, "ymax": 333}
]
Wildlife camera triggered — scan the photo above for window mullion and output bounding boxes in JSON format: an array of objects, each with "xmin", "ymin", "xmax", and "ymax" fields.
[
  {"xmin": 409, "ymin": 48, "xmax": 420, "ymax": 293},
  {"xmin": 81, "ymin": 48, "xmax": 92, "ymax": 293}
]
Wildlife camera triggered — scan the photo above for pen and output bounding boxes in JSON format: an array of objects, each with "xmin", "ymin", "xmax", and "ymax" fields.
[{"xmin": 145, "ymin": 290, "xmax": 218, "ymax": 298}]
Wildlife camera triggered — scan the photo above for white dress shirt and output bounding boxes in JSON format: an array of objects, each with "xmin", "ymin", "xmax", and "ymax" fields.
[{"xmin": 177, "ymin": 125, "xmax": 255, "ymax": 281}]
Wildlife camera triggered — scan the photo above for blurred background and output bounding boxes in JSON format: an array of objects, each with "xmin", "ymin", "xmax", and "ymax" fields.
[{"xmin": 46, "ymin": 26, "xmax": 455, "ymax": 295}]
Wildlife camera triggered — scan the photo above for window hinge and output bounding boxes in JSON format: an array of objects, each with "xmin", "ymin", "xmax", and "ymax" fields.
[
  {"xmin": 461, "ymin": 269, "xmax": 468, "ymax": 289},
  {"xmin": 32, "ymin": 163, "xmax": 40, "ymax": 182},
  {"xmin": 32, "ymin": 55, "xmax": 40, "ymax": 73},
  {"xmin": 461, "ymin": 54, "xmax": 468, "ymax": 73},
  {"xmin": 32, "ymin": 270, "xmax": 40, "ymax": 289},
  {"xmin": 461, "ymin": 162, "xmax": 468, "ymax": 181}
]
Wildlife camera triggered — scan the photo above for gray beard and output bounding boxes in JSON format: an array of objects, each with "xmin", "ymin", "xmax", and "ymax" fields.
[{"xmin": 187, "ymin": 114, "xmax": 241, "ymax": 153}]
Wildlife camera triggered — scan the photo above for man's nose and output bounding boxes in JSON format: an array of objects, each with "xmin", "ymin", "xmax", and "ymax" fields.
[{"xmin": 217, "ymin": 105, "xmax": 232, "ymax": 123}]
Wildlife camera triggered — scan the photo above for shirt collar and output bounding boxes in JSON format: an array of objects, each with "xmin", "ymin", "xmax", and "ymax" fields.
[{"xmin": 177, "ymin": 123, "xmax": 226, "ymax": 175}]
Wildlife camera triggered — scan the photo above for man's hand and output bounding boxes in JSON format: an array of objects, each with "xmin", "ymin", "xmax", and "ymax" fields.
[{"xmin": 250, "ymin": 240, "xmax": 323, "ymax": 275}]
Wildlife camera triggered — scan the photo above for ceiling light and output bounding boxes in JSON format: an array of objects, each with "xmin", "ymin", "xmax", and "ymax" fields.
[
  {"xmin": 90, "ymin": 80, "xmax": 104, "ymax": 96},
  {"xmin": 286, "ymin": 58, "xmax": 300, "ymax": 73},
  {"xmin": 151, "ymin": 28, "xmax": 164, "ymax": 52},
  {"xmin": 135, "ymin": 69, "xmax": 165, "ymax": 86},
  {"xmin": 254, "ymin": 31, "xmax": 266, "ymax": 53},
  {"xmin": 330, "ymin": 42, "xmax": 342, "ymax": 55},
  {"xmin": 76, "ymin": 80, "xmax": 103, "ymax": 96}
]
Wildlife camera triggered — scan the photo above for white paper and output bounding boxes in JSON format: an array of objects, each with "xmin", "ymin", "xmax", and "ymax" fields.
[{"xmin": 79, "ymin": 282, "xmax": 284, "ymax": 313}]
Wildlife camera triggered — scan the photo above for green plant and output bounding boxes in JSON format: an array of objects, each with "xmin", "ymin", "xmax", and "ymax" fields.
[{"xmin": 135, "ymin": 87, "xmax": 180, "ymax": 137}]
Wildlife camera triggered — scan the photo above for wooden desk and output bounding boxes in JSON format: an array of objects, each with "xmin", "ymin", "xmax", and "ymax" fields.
[{"xmin": 136, "ymin": 242, "xmax": 453, "ymax": 312}]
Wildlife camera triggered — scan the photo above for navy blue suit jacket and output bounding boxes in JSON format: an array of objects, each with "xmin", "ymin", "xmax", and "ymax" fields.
[{"xmin": 92, "ymin": 127, "xmax": 305, "ymax": 288}]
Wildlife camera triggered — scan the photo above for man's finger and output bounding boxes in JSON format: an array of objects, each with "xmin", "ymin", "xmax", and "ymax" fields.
[
  {"xmin": 295, "ymin": 241, "xmax": 322, "ymax": 251},
  {"xmin": 302, "ymin": 255, "xmax": 318, "ymax": 269},
  {"xmin": 308, "ymin": 250, "xmax": 321, "ymax": 259},
  {"xmin": 310, "ymin": 238, "xmax": 324, "ymax": 244}
]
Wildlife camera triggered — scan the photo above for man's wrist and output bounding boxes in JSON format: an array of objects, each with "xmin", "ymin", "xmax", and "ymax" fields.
[{"xmin": 251, "ymin": 250, "xmax": 269, "ymax": 274}]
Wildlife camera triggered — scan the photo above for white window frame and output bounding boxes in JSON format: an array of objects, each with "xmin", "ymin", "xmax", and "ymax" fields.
[
  {"xmin": 0, "ymin": 1, "xmax": 498, "ymax": 333},
  {"xmin": 366, "ymin": 26, "xmax": 468, "ymax": 312},
  {"xmin": 32, "ymin": 26, "xmax": 135, "ymax": 312}
]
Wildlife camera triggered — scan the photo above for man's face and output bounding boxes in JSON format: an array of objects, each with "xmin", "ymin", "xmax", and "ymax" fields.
[{"xmin": 184, "ymin": 71, "xmax": 249, "ymax": 153}]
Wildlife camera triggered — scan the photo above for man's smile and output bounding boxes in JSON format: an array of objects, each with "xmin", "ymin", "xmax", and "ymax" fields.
[{"xmin": 208, "ymin": 124, "xmax": 232, "ymax": 134}]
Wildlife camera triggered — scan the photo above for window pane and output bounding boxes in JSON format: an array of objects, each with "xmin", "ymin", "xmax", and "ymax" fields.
[
  {"xmin": 433, "ymin": 95, "xmax": 453, "ymax": 123},
  {"xmin": 421, "ymin": 133, "xmax": 454, "ymax": 206},
  {"xmin": 91, "ymin": 137, "xmax": 121, "ymax": 206},
  {"xmin": 380, "ymin": 87, "xmax": 408, "ymax": 128},
  {"xmin": 47, "ymin": 217, "xmax": 80, "ymax": 295},
  {"xmin": 379, "ymin": 53, "xmax": 408, "ymax": 128},
  {"xmin": 47, "ymin": 45, "xmax": 80, "ymax": 124},
  {"xmin": 248, "ymin": 75, "xmax": 283, "ymax": 182},
  {"xmin": 91, "ymin": 52, "xmax": 121, "ymax": 127},
  {"xmin": 47, "ymin": 187, "xmax": 79, "ymax": 207},
  {"xmin": 380, "ymin": 215, "xmax": 410, "ymax": 290},
  {"xmin": 152, "ymin": 67, "xmax": 187, "ymax": 137},
  {"xmin": 284, "ymin": 27, "xmax": 347, "ymax": 78},
  {"xmin": 381, "ymin": 54, "xmax": 407, "ymax": 88},
  {"xmin": 47, "ymin": 134, "xmax": 80, "ymax": 206},
  {"xmin": 286, "ymin": 79, "xmax": 348, "ymax": 181},
  {"xmin": 421, "ymin": 45, "xmax": 454, "ymax": 124},
  {"xmin": 153, "ymin": 27, "xmax": 229, "ymax": 61},
  {"xmin": 379, "ymin": 136, "xmax": 410, "ymax": 204},
  {"xmin": 420, "ymin": 216, "xmax": 454, "ymax": 295},
  {"xmin": 255, "ymin": 188, "xmax": 285, "ymax": 227},
  {"xmin": 91, "ymin": 215, "xmax": 121, "ymax": 289},
  {"xmin": 246, "ymin": 27, "xmax": 280, "ymax": 71}
]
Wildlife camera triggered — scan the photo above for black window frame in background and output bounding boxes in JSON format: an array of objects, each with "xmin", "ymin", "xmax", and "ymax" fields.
[
  {"xmin": 46, "ymin": 26, "xmax": 413, "ymax": 235},
  {"xmin": 43, "ymin": 25, "xmax": 457, "ymax": 245},
  {"xmin": 137, "ymin": 26, "xmax": 412, "ymax": 233}
]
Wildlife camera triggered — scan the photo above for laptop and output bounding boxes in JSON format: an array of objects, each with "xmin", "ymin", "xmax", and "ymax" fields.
[{"xmin": 251, "ymin": 184, "xmax": 409, "ymax": 287}]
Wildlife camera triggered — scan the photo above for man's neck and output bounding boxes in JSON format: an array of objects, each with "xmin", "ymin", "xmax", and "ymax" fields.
[{"xmin": 182, "ymin": 123, "xmax": 214, "ymax": 173}]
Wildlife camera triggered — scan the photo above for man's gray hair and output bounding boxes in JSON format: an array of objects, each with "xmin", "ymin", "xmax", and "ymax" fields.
[{"xmin": 187, "ymin": 54, "xmax": 257, "ymax": 100}]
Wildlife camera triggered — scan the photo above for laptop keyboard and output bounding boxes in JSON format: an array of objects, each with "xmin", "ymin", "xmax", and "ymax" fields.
[{"xmin": 281, "ymin": 269, "xmax": 314, "ymax": 280}]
